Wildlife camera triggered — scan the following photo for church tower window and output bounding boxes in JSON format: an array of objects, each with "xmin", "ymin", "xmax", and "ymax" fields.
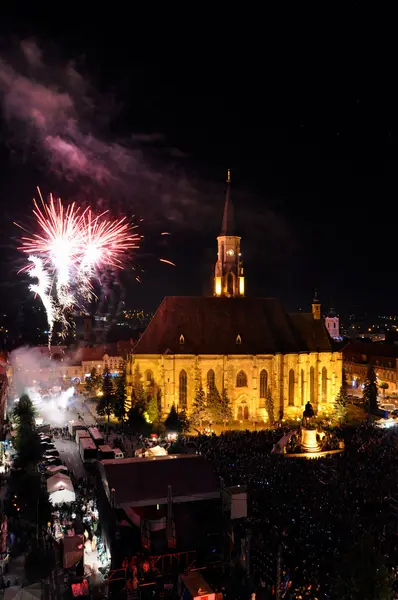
[
  {"xmin": 179, "ymin": 334, "xmax": 185, "ymax": 345},
  {"xmin": 236, "ymin": 370, "xmax": 247, "ymax": 387},
  {"xmin": 207, "ymin": 369, "xmax": 215, "ymax": 393},
  {"xmin": 260, "ymin": 369, "xmax": 268, "ymax": 398},
  {"xmin": 236, "ymin": 334, "xmax": 242, "ymax": 344},
  {"xmin": 179, "ymin": 370, "xmax": 187, "ymax": 407},
  {"xmin": 288, "ymin": 369, "xmax": 295, "ymax": 406}
]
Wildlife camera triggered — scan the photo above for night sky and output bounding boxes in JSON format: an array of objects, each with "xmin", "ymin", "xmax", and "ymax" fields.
[{"xmin": 0, "ymin": 9, "xmax": 397, "ymax": 318}]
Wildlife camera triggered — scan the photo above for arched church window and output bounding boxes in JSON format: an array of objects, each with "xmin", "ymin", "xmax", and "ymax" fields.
[
  {"xmin": 236, "ymin": 334, "xmax": 242, "ymax": 344},
  {"xmin": 207, "ymin": 369, "xmax": 215, "ymax": 393},
  {"xmin": 288, "ymin": 369, "xmax": 295, "ymax": 406},
  {"xmin": 301, "ymin": 369, "xmax": 305, "ymax": 405},
  {"xmin": 322, "ymin": 367, "xmax": 327, "ymax": 403},
  {"xmin": 145, "ymin": 370, "xmax": 153, "ymax": 383},
  {"xmin": 259, "ymin": 370, "xmax": 268, "ymax": 398},
  {"xmin": 179, "ymin": 334, "xmax": 185, "ymax": 345},
  {"xmin": 310, "ymin": 366, "xmax": 315, "ymax": 403},
  {"xmin": 179, "ymin": 370, "xmax": 187, "ymax": 407},
  {"xmin": 236, "ymin": 370, "xmax": 247, "ymax": 387}
]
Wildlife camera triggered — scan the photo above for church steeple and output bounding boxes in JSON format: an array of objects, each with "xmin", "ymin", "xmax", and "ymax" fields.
[
  {"xmin": 214, "ymin": 170, "xmax": 245, "ymax": 297},
  {"xmin": 221, "ymin": 168, "xmax": 234, "ymax": 235},
  {"xmin": 312, "ymin": 289, "xmax": 321, "ymax": 320}
]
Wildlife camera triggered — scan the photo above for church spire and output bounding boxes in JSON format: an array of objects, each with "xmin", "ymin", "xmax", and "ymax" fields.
[
  {"xmin": 312, "ymin": 288, "xmax": 321, "ymax": 320},
  {"xmin": 214, "ymin": 170, "xmax": 244, "ymax": 297},
  {"xmin": 220, "ymin": 168, "xmax": 234, "ymax": 236}
]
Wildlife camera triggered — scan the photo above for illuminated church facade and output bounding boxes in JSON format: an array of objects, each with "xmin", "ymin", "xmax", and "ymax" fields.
[{"xmin": 126, "ymin": 171, "xmax": 342, "ymax": 421}]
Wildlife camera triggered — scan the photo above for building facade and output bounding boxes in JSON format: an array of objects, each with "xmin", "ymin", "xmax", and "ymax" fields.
[
  {"xmin": 325, "ymin": 309, "xmax": 341, "ymax": 340},
  {"xmin": 127, "ymin": 172, "xmax": 343, "ymax": 420},
  {"xmin": 343, "ymin": 341, "xmax": 398, "ymax": 395}
]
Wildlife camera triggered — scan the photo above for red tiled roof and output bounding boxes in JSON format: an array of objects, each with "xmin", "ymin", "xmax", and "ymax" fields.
[
  {"xmin": 98, "ymin": 454, "xmax": 219, "ymax": 505},
  {"xmin": 133, "ymin": 296, "xmax": 334, "ymax": 355}
]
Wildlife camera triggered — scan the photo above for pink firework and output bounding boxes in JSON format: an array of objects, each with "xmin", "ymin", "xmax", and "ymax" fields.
[
  {"xmin": 80, "ymin": 208, "xmax": 140, "ymax": 272},
  {"xmin": 16, "ymin": 190, "xmax": 140, "ymax": 334},
  {"xmin": 16, "ymin": 189, "xmax": 87, "ymax": 274}
]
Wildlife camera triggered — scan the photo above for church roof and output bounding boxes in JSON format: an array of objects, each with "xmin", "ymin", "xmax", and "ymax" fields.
[{"xmin": 133, "ymin": 296, "xmax": 334, "ymax": 355}]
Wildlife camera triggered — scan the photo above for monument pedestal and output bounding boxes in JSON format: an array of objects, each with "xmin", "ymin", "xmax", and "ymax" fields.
[{"xmin": 301, "ymin": 428, "xmax": 320, "ymax": 453}]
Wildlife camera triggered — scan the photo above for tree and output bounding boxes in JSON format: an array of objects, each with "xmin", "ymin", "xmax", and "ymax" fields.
[
  {"xmin": 178, "ymin": 408, "xmax": 190, "ymax": 433},
  {"xmin": 334, "ymin": 385, "xmax": 348, "ymax": 425},
  {"xmin": 265, "ymin": 388, "xmax": 275, "ymax": 426},
  {"xmin": 190, "ymin": 384, "xmax": 208, "ymax": 431},
  {"xmin": 113, "ymin": 370, "xmax": 127, "ymax": 424},
  {"xmin": 86, "ymin": 367, "xmax": 101, "ymax": 397},
  {"xmin": 13, "ymin": 394, "xmax": 35, "ymax": 426},
  {"xmin": 379, "ymin": 381, "xmax": 389, "ymax": 400},
  {"xmin": 128, "ymin": 404, "xmax": 149, "ymax": 434},
  {"xmin": 207, "ymin": 387, "xmax": 221, "ymax": 423},
  {"xmin": 215, "ymin": 388, "xmax": 233, "ymax": 426},
  {"xmin": 97, "ymin": 368, "xmax": 116, "ymax": 422},
  {"xmin": 97, "ymin": 395, "xmax": 115, "ymax": 422},
  {"xmin": 363, "ymin": 363, "xmax": 378, "ymax": 413},
  {"xmin": 164, "ymin": 404, "xmax": 181, "ymax": 432},
  {"xmin": 146, "ymin": 394, "xmax": 160, "ymax": 424},
  {"xmin": 131, "ymin": 364, "xmax": 146, "ymax": 408}
]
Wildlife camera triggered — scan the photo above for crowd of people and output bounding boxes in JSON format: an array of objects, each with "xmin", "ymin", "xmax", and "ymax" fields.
[{"xmin": 179, "ymin": 427, "xmax": 398, "ymax": 598}]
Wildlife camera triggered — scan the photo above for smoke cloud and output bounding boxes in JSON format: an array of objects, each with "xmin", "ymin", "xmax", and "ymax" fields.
[
  {"xmin": 9, "ymin": 345, "xmax": 80, "ymax": 426},
  {"xmin": 0, "ymin": 39, "xmax": 215, "ymax": 227}
]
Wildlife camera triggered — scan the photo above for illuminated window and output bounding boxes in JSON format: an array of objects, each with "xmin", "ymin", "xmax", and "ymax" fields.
[
  {"xmin": 288, "ymin": 369, "xmax": 295, "ymax": 406},
  {"xmin": 236, "ymin": 334, "xmax": 242, "ymax": 344},
  {"xmin": 322, "ymin": 367, "xmax": 327, "ymax": 402},
  {"xmin": 179, "ymin": 334, "xmax": 185, "ymax": 345},
  {"xmin": 310, "ymin": 366, "xmax": 315, "ymax": 403},
  {"xmin": 259, "ymin": 370, "xmax": 268, "ymax": 398},
  {"xmin": 236, "ymin": 370, "xmax": 247, "ymax": 387},
  {"xmin": 207, "ymin": 369, "xmax": 215, "ymax": 393},
  {"xmin": 179, "ymin": 370, "xmax": 187, "ymax": 407}
]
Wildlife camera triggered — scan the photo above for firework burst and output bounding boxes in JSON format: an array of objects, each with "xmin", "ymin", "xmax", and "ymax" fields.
[{"xmin": 16, "ymin": 189, "xmax": 140, "ymax": 343}]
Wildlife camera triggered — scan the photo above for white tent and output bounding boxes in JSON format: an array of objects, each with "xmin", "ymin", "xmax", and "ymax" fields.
[
  {"xmin": 47, "ymin": 473, "xmax": 75, "ymax": 505},
  {"xmin": 147, "ymin": 445, "xmax": 168, "ymax": 457}
]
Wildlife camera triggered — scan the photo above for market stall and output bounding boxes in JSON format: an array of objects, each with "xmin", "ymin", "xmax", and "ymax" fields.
[{"xmin": 47, "ymin": 473, "xmax": 76, "ymax": 505}]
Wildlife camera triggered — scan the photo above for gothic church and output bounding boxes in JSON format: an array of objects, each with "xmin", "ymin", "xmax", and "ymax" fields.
[{"xmin": 126, "ymin": 171, "xmax": 342, "ymax": 421}]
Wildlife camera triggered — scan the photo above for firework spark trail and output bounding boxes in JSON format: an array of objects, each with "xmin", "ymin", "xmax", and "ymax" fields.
[
  {"xmin": 17, "ymin": 193, "xmax": 140, "ymax": 340},
  {"xmin": 27, "ymin": 255, "xmax": 57, "ymax": 343}
]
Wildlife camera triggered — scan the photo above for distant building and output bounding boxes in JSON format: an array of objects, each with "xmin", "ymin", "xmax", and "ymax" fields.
[
  {"xmin": 128, "ymin": 171, "xmax": 343, "ymax": 419},
  {"xmin": 343, "ymin": 341, "xmax": 398, "ymax": 394},
  {"xmin": 325, "ymin": 308, "xmax": 341, "ymax": 340}
]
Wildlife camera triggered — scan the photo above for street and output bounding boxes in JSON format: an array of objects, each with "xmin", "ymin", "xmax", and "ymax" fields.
[{"xmin": 54, "ymin": 438, "xmax": 87, "ymax": 480}]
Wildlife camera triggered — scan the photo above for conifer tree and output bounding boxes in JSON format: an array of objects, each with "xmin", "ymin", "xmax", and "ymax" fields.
[
  {"xmin": 334, "ymin": 385, "xmax": 348, "ymax": 425},
  {"xmin": 363, "ymin": 363, "xmax": 378, "ymax": 414},
  {"xmin": 218, "ymin": 388, "xmax": 233, "ymax": 427},
  {"xmin": 265, "ymin": 388, "xmax": 275, "ymax": 426},
  {"xmin": 113, "ymin": 369, "xmax": 127, "ymax": 424}
]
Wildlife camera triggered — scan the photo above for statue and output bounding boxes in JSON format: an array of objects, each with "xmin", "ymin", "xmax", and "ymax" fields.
[{"xmin": 303, "ymin": 401, "xmax": 315, "ymax": 420}]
